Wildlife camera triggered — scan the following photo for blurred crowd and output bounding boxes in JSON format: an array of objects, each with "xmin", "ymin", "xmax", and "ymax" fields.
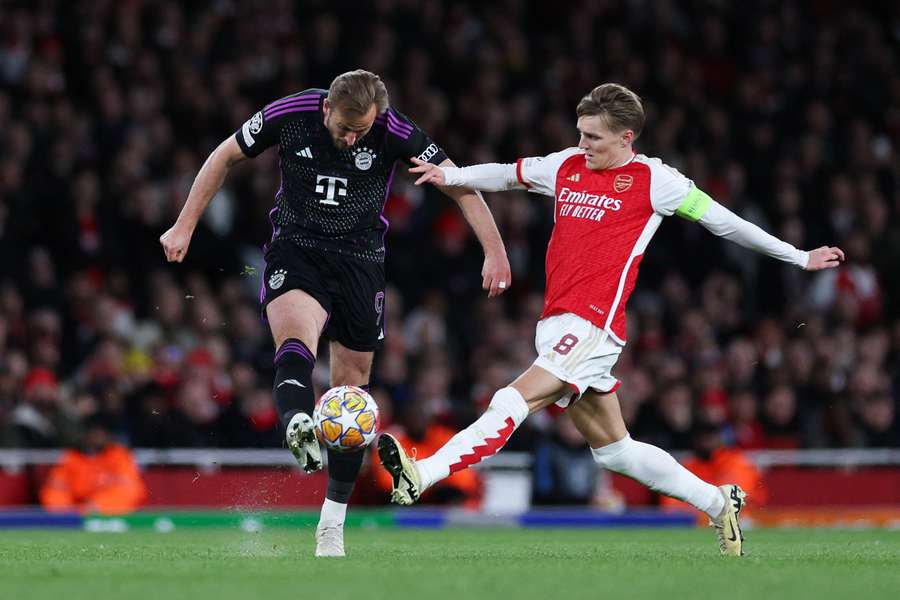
[{"xmin": 1, "ymin": 0, "xmax": 899, "ymax": 472}]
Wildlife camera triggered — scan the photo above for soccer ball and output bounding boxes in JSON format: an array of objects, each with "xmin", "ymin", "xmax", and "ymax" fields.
[{"xmin": 313, "ymin": 385, "xmax": 379, "ymax": 452}]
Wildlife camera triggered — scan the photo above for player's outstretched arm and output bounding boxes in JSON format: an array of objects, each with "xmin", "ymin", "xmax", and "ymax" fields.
[
  {"xmin": 430, "ymin": 157, "xmax": 512, "ymax": 297},
  {"xmin": 696, "ymin": 199, "xmax": 844, "ymax": 271},
  {"xmin": 159, "ymin": 137, "xmax": 247, "ymax": 263},
  {"xmin": 409, "ymin": 157, "xmax": 525, "ymax": 192}
]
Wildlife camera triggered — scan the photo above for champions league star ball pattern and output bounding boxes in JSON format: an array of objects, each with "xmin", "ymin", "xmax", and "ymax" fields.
[{"xmin": 313, "ymin": 386, "xmax": 379, "ymax": 452}]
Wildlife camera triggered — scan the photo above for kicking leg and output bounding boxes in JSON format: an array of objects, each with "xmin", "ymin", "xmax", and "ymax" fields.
[
  {"xmin": 314, "ymin": 341, "xmax": 373, "ymax": 558},
  {"xmin": 569, "ymin": 389, "xmax": 746, "ymax": 556},
  {"xmin": 267, "ymin": 290, "xmax": 327, "ymax": 473},
  {"xmin": 379, "ymin": 364, "xmax": 566, "ymax": 505}
]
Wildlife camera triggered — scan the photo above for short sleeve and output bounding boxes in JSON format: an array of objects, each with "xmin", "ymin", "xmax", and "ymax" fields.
[
  {"xmin": 646, "ymin": 158, "xmax": 695, "ymax": 217},
  {"xmin": 384, "ymin": 108, "xmax": 449, "ymax": 166},
  {"xmin": 234, "ymin": 90, "xmax": 324, "ymax": 158},
  {"xmin": 234, "ymin": 109, "xmax": 282, "ymax": 158},
  {"xmin": 515, "ymin": 147, "xmax": 583, "ymax": 196}
]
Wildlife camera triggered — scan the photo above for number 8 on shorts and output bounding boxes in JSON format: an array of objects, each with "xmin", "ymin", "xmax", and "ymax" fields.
[{"xmin": 552, "ymin": 334, "xmax": 579, "ymax": 355}]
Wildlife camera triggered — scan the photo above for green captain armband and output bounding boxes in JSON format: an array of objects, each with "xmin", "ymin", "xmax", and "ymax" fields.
[{"xmin": 675, "ymin": 186, "xmax": 712, "ymax": 221}]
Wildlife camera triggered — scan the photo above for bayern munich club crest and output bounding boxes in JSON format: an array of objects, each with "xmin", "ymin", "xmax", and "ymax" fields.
[
  {"xmin": 614, "ymin": 174, "xmax": 633, "ymax": 193},
  {"xmin": 352, "ymin": 146, "xmax": 375, "ymax": 171},
  {"xmin": 268, "ymin": 268, "xmax": 286, "ymax": 290},
  {"xmin": 249, "ymin": 111, "xmax": 263, "ymax": 134}
]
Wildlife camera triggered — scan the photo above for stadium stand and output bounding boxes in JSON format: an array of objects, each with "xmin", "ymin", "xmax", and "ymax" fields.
[{"xmin": 0, "ymin": 1, "xmax": 898, "ymax": 510}]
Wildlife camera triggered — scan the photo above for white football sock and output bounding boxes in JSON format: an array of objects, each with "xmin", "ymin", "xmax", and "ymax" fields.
[
  {"xmin": 319, "ymin": 498, "xmax": 347, "ymax": 527},
  {"xmin": 591, "ymin": 434, "xmax": 725, "ymax": 518},
  {"xmin": 416, "ymin": 387, "xmax": 529, "ymax": 490}
]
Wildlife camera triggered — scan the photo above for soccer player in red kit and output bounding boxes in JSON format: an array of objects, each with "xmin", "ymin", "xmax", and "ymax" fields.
[{"xmin": 378, "ymin": 83, "xmax": 844, "ymax": 556}]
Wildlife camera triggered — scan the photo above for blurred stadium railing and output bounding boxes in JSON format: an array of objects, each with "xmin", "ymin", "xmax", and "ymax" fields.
[{"xmin": 2, "ymin": 449, "xmax": 899, "ymax": 527}]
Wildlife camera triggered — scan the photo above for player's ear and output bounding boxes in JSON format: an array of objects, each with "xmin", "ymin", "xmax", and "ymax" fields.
[{"xmin": 621, "ymin": 129, "xmax": 634, "ymax": 147}]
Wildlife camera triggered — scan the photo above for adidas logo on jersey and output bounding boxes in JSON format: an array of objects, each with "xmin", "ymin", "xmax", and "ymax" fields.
[
  {"xmin": 565, "ymin": 173, "xmax": 581, "ymax": 183},
  {"xmin": 296, "ymin": 147, "xmax": 313, "ymax": 159}
]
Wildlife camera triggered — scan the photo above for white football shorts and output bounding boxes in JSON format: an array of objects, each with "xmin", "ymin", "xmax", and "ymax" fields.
[{"xmin": 533, "ymin": 312, "xmax": 623, "ymax": 408}]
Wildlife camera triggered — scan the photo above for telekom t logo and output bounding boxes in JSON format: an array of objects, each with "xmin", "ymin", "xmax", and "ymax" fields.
[{"xmin": 315, "ymin": 174, "xmax": 348, "ymax": 206}]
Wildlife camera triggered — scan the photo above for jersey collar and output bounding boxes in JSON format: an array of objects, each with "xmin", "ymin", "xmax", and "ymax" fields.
[{"xmin": 610, "ymin": 151, "xmax": 637, "ymax": 170}]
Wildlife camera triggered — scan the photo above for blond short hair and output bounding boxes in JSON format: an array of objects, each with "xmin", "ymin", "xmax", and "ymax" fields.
[
  {"xmin": 327, "ymin": 69, "xmax": 389, "ymax": 117},
  {"xmin": 576, "ymin": 83, "xmax": 645, "ymax": 139}
]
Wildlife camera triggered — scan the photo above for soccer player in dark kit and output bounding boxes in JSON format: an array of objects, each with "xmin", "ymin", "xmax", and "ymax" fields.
[{"xmin": 159, "ymin": 70, "xmax": 511, "ymax": 556}]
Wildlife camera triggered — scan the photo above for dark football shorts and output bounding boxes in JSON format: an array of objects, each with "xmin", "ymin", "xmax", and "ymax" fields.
[{"xmin": 260, "ymin": 240, "xmax": 386, "ymax": 352}]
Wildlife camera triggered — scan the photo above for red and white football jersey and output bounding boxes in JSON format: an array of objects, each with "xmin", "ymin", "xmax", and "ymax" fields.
[{"xmin": 516, "ymin": 147, "xmax": 693, "ymax": 344}]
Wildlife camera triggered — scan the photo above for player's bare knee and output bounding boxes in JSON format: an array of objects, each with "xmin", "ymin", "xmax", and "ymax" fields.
[
  {"xmin": 329, "ymin": 344, "xmax": 373, "ymax": 386},
  {"xmin": 267, "ymin": 291, "xmax": 327, "ymax": 349}
]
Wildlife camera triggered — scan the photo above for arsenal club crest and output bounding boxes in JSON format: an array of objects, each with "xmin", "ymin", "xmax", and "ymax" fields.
[{"xmin": 614, "ymin": 174, "xmax": 633, "ymax": 193}]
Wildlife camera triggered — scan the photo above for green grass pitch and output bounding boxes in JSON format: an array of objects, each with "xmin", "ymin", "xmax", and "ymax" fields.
[{"xmin": 1, "ymin": 529, "xmax": 898, "ymax": 600}]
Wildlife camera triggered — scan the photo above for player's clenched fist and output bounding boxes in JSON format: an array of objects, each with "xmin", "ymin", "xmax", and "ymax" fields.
[
  {"xmin": 804, "ymin": 246, "xmax": 845, "ymax": 271},
  {"xmin": 409, "ymin": 157, "xmax": 446, "ymax": 186},
  {"xmin": 159, "ymin": 226, "xmax": 192, "ymax": 263}
]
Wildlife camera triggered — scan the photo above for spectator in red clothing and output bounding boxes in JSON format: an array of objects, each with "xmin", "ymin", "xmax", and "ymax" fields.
[
  {"xmin": 220, "ymin": 387, "xmax": 281, "ymax": 447},
  {"xmin": 728, "ymin": 388, "xmax": 766, "ymax": 449},
  {"xmin": 40, "ymin": 415, "xmax": 147, "ymax": 515},
  {"xmin": 809, "ymin": 230, "xmax": 883, "ymax": 327},
  {"xmin": 8, "ymin": 368, "xmax": 81, "ymax": 448}
]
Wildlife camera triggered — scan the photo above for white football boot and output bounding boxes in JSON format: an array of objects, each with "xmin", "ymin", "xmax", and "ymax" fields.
[
  {"xmin": 286, "ymin": 412, "xmax": 322, "ymax": 473},
  {"xmin": 314, "ymin": 524, "xmax": 345, "ymax": 557},
  {"xmin": 377, "ymin": 433, "xmax": 422, "ymax": 505},
  {"xmin": 711, "ymin": 484, "xmax": 747, "ymax": 556}
]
